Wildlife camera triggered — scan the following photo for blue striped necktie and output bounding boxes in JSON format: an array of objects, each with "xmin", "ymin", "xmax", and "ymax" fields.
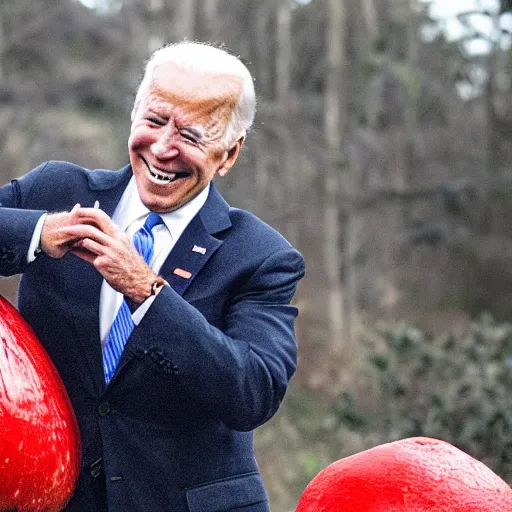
[{"xmin": 102, "ymin": 212, "xmax": 163, "ymax": 384}]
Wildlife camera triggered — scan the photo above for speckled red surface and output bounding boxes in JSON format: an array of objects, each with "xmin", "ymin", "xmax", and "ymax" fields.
[
  {"xmin": 0, "ymin": 296, "xmax": 80, "ymax": 511},
  {"xmin": 297, "ymin": 437, "xmax": 512, "ymax": 511}
]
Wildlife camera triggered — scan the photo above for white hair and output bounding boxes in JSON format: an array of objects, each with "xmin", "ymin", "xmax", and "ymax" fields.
[{"xmin": 132, "ymin": 42, "xmax": 256, "ymax": 148}]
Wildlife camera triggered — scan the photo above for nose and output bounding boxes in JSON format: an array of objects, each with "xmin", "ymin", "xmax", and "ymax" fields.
[{"xmin": 151, "ymin": 130, "xmax": 179, "ymax": 161}]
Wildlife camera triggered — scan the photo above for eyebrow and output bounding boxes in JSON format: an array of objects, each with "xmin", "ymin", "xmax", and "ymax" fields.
[{"xmin": 146, "ymin": 108, "xmax": 168, "ymax": 120}]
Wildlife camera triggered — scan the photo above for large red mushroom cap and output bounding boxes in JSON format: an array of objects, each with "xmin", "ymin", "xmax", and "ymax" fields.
[
  {"xmin": 297, "ymin": 436, "xmax": 512, "ymax": 511},
  {"xmin": 0, "ymin": 296, "xmax": 81, "ymax": 512}
]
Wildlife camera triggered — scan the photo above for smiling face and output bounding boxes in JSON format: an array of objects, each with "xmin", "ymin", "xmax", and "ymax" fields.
[{"xmin": 128, "ymin": 62, "xmax": 244, "ymax": 213}]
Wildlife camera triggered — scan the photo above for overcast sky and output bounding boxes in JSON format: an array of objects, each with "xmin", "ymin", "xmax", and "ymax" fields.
[
  {"xmin": 425, "ymin": 0, "xmax": 499, "ymax": 17},
  {"xmin": 422, "ymin": 0, "xmax": 512, "ymax": 55}
]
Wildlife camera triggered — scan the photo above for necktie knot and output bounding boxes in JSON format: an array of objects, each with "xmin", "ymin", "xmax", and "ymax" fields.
[
  {"xmin": 133, "ymin": 213, "xmax": 163, "ymax": 261},
  {"xmin": 144, "ymin": 212, "xmax": 163, "ymax": 232}
]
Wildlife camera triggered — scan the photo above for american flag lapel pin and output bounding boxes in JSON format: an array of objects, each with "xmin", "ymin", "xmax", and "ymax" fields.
[
  {"xmin": 173, "ymin": 268, "xmax": 192, "ymax": 279},
  {"xmin": 192, "ymin": 245, "xmax": 207, "ymax": 255}
]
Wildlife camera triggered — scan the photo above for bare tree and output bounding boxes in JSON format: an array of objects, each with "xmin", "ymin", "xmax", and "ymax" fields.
[
  {"xmin": 174, "ymin": 0, "xmax": 197, "ymax": 40},
  {"xmin": 202, "ymin": 0, "xmax": 220, "ymax": 41},
  {"xmin": 323, "ymin": 0, "xmax": 347, "ymax": 350},
  {"xmin": 0, "ymin": 6, "xmax": 4, "ymax": 85}
]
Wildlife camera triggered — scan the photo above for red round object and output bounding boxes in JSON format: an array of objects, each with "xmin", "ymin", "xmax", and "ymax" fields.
[
  {"xmin": 0, "ymin": 296, "xmax": 80, "ymax": 511},
  {"xmin": 297, "ymin": 436, "xmax": 512, "ymax": 511}
]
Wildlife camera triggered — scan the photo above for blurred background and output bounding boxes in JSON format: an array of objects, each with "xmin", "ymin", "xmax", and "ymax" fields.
[{"xmin": 1, "ymin": 0, "xmax": 512, "ymax": 509}]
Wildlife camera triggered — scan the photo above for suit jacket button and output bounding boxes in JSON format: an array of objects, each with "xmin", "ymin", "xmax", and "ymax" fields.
[
  {"xmin": 89, "ymin": 457, "xmax": 103, "ymax": 478},
  {"xmin": 98, "ymin": 402, "xmax": 111, "ymax": 416}
]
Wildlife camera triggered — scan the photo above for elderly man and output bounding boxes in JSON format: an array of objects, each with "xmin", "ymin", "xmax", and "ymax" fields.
[{"xmin": 0, "ymin": 42, "xmax": 304, "ymax": 511}]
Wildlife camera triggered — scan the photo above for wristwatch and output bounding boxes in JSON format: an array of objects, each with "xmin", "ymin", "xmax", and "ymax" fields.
[{"xmin": 150, "ymin": 277, "xmax": 167, "ymax": 296}]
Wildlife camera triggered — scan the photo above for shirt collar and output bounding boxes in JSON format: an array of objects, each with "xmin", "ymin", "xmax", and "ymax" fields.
[
  {"xmin": 113, "ymin": 177, "xmax": 210, "ymax": 240},
  {"xmin": 161, "ymin": 184, "xmax": 209, "ymax": 241}
]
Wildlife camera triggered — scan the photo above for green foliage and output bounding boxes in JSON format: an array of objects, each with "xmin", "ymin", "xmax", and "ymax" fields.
[
  {"xmin": 302, "ymin": 453, "xmax": 324, "ymax": 480},
  {"xmin": 331, "ymin": 391, "xmax": 368, "ymax": 430},
  {"xmin": 451, "ymin": 237, "xmax": 480, "ymax": 262},
  {"xmin": 439, "ymin": 294, "xmax": 471, "ymax": 311},
  {"xmin": 335, "ymin": 154, "xmax": 350, "ymax": 171},
  {"xmin": 330, "ymin": 315, "xmax": 512, "ymax": 482}
]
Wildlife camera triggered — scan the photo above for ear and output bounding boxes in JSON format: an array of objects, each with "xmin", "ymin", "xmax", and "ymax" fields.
[{"xmin": 217, "ymin": 135, "xmax": 245, "ymax": 177}]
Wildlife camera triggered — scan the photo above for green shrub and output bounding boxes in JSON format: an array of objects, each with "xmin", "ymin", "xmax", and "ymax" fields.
[{"xmin": 331, "ymin": 314, "xmax": 512, "ymax": 481}]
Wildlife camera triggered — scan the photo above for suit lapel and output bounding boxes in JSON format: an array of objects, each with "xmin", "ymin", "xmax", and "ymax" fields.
[
  {"xmin": 160, "ymin": 213, "xmax": 222, "ymax": 296},
  {"xmin": 160, "ymin": 183, "xmax": 231, "ymax": 296},
  {"xmin": 62, "ymin": 165, "xmax": 132, "ymax": 395},
  {"xmin": 87, "ymin": 165, "xmax": 134, "ymax": 218}
]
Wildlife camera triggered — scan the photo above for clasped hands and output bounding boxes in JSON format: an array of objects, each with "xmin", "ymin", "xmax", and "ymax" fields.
[{"xmin": 40, "ymin": 204, "xmax": 158, "ymax": 303}]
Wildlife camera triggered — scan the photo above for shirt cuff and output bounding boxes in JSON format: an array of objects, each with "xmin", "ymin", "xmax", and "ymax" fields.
[
  {"xmin": 131, "ymin": 296, "xmax": 157, "ymax": 326},
  {"xmin": 27, "ymin": 213, "xmax": 48, "ymax": 263}
]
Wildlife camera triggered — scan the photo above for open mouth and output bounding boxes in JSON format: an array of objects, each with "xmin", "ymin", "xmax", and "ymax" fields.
[
  {"xmin": 142, "ymin": 157, "xmax": 189, "ymax": 184},
  {"xmin": 149, "ymin": 167, "xmax": 176, "ymax": 183}
]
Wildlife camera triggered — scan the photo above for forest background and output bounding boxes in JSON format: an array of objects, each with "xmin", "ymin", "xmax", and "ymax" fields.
[{"xmin": 1, "ymin": 0, "xmax": 512, "ymax": 510}]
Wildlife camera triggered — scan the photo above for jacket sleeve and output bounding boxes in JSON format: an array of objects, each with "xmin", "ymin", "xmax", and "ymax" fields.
[
  {"xmin": 0, "ymin": 163, "xmax": 49, "ymax": 276},
  {"xmin": 131, "ymin": 246, "xmax": 305, "ymax": 432}
]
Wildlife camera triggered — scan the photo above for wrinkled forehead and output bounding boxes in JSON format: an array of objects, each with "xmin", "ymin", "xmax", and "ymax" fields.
[{"xmin": 143, "ymin": 62, "xmax": 242, "ymax": 119}]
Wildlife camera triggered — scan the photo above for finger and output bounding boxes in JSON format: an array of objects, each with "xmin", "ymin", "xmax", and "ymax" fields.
[
  {"xmin": 72, "ymin": 208, "xmax": 119, "ymax": 236},
  {"xmin": 70, "ymin": 246, "xmax": 97, "ymax": 264},
  {"xmin": 59, "ymin": 224, "xmax": 113, "ymax": 247},
  {"xmin": 73, "ymin": 237, "xmax": 105, "ymax": 258},
  {"xmin": 72, "ymin": 207, "xmax": 110, "ymax": 223}
]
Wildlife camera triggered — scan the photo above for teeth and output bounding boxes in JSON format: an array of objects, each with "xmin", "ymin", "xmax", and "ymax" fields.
[{"xmin": 149, "ymin": 166, "xmax": 176, "ymax": 183}]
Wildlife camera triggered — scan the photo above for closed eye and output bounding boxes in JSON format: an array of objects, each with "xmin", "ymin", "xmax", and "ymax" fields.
[
  {"xmin": 147, "ymin": 117, "xmax": 166, "ymax": 126},
  {"xmin": 180, "ymin": 126, "xmax": 203, "ymax": 144},
  {"xmin": 180, "ymin": 131, "xmax": 198, "ymax": 143}
]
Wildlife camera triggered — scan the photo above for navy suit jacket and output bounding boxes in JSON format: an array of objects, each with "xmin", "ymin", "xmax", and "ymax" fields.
[{"xmin": 0, "ymin": 161, "xmax": 305, "ymax": 512}]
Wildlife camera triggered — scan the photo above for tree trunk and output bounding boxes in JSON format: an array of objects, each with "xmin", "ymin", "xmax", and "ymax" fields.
[
  {"xmin": 276, "ymin": 0, "xmax": 292, "ymax": 107},
  {"xmin": 485, "ymin": 8, "xmax": 504, "ymax": 174},
  {"xmin": 275, "ymin": 0, "xmax": 298, "ymax": 243},
  {"xmin": 203, "ymin": 0, "xmax": 220, "ymax": 42},
  {"xmin": 252, "ymin": 0, "xmax": 273, "ymax": 97},
  {"xmin": 361, "ymin": 0, "xmax": 379, "ymax": 52},
  {"xmin": 0, "ymin": 7, "xmax": 4, "ymax": 85},
  {"xmin": 324, "ymin": 0, "xmax": 347, "ymax": 351},
  {"xmin": 174, "ymin": 0, "xmax": 196, "ymax": 41}
]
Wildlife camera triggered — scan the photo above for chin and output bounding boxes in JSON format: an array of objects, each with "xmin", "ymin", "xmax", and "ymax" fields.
[{"xmin": 143, "ymin": 196, "xmax": 185, "ymax": 213}]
